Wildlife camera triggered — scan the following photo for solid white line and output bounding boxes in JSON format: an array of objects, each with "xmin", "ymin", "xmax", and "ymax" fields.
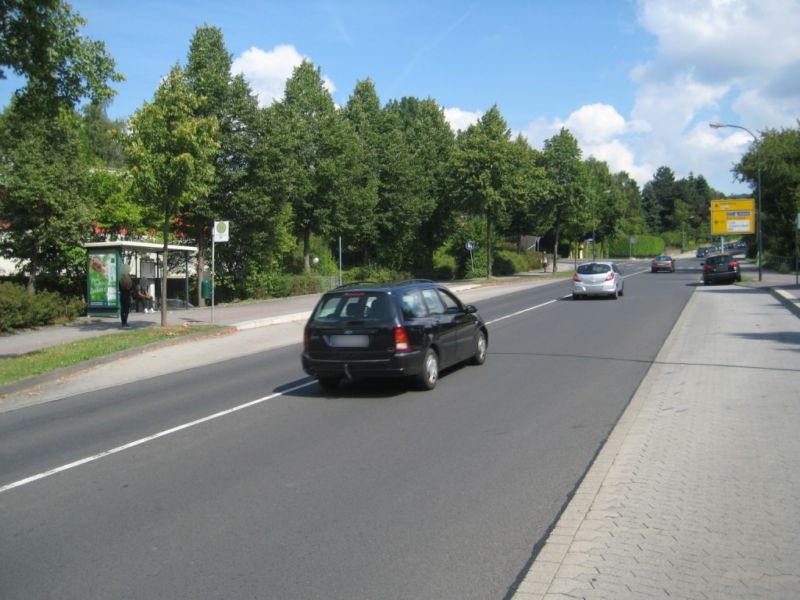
[
  {"xmin": 486, "ymin": 299, "xmax": 560, "ymax": 325},
  {"xmin": 0, "ymin": 380, "xmax": 317, "ymax": 495}
]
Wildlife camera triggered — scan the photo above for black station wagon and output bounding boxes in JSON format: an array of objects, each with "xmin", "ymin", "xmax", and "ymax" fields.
[{"xmin": 302, "ymin": 280, "xmax": 488, "ymax": 391}]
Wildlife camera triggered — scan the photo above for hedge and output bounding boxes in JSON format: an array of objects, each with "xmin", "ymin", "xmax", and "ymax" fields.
[
  {"xmin": 607, "ymin": 235, "xmax": 665, "ymax": 258},
  {"xmin": 0, "ymin": 282, "xmax": 86, "ymax": 333}
]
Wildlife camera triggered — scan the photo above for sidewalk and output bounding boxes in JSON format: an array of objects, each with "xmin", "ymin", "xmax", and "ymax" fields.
[{"xmin": 513, "ymin": 268, "xmax": 800, "ymax": 599}]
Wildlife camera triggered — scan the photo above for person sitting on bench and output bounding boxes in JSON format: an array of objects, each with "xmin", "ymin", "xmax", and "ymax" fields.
[{"xmin": 135, "ymin": 277, "xmax": 154, "ymax": 313}]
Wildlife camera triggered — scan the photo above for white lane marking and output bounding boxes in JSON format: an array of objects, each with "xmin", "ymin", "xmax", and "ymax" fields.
[
  {"xmin": 486, "ymin": 299, "xmax": 560, "ymax": 325},
  {"xmin": 3, "ymin": 268, "xmax": 653, "ymax": 495},
  {"xmin": 0, "ymin": 380, "xmax": 316, "ymax": 495}
]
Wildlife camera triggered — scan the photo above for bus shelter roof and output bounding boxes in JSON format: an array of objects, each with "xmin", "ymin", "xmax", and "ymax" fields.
[{"xmin": 82, "ymin": 241, "xmax": 197, "ymax": 255}]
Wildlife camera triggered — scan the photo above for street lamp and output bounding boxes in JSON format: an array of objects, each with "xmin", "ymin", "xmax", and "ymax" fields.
[{"xmin": 709, "ymin": 121, "xmax": 763, "ymax": 281}]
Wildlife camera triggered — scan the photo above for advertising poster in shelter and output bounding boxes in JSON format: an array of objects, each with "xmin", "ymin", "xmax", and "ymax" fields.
[{"xmin": 87, "ymin": 250, "xmax": 119, "ymax": 307}]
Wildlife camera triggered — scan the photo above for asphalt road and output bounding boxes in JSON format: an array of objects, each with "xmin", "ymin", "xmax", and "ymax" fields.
[{"xmin": 0, "ymin": 260, "xmax": 699, "ymax": 599}]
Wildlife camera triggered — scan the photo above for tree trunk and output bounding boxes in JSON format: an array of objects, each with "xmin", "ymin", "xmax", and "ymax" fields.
[
  {"xmin": 486, "ymin": 208, "xmax": 492, "ymax": 278},
  {"xmin": 552, "ymin": 222, "xmax": 560, "ymax": 273},
  {"xmin": 161, "ymin": 212, "xmax": 169, "ymax": 326},
  {"xmin": 303, "ymin": 228, "xmax": 311, "ymax": 273},
  {"xmin": 26, "ymin": 245, "xmax": 38, "ymax": 294},
  {"xmin": 196, "ymin": 235, "xmax": 206, "ymax": 308}
]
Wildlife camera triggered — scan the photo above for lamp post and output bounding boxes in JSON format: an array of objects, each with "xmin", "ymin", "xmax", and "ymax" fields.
[{"xmin": 709, "ymin": 121, "xmax": 762, "ymax": 281}]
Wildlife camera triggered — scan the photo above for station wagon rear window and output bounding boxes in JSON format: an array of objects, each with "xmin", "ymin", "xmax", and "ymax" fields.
[{"xmin": 312, "ymin": 292, "xmax": 393, "ymax": 321}]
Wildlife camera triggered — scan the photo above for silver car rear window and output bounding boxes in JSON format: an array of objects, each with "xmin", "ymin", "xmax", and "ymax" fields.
[{"xmin": 577, "ymin": 264, "xmax": 611, "ymax": 275}]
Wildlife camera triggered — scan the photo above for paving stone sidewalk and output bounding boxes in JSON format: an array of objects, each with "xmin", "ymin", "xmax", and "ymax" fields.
[{"xmin": 513, "ymin": 284, "xmax": 800, "ymax": 599}]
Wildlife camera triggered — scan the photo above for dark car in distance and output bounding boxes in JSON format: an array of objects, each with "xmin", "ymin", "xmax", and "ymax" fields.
[
  {"xmin": 651, "ymin": 255, "xmax": 675, "ymax": 273},
  {"xmin": 695, "ymin": 247, "xmax": 712, "ymax": 258},
  {"xmin": 302, "ymin": 280, "xmax": 488, "ymax": 391},
  {"xmin": 702, "ymin": 254, "xmax": 741, "ymax": 285}
]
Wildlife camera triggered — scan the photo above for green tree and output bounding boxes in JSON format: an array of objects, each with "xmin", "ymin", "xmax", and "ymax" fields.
[
  {"xmin": 81, "ymin": 101, "xmax": 126, "ymax": 167},
  {"xmin": 614, "ymin": 171, "xmax": 644, "ymax": 235},
  {"xmin": 584, "ymin": 157, "xmax": 626, "ymax": 258},
  {"xmin": 0, "ymin": 0, "xmax": 123, "ymax": 116},
  {"xmin": 735, "ymin": 124, "xmax": 800, "ymax": 258},
  {"xmin": 124, "ymin": 64, "xmax": 218, "ymax": 324},
  {"xmin": 386, "ymin": 97, "xmax": 456, "ymax": 272},
  {"xmin": 217, "ymin": 77, "xmax": 294, "ymax": 298},
  {"xmin": 502, "ymin": 135, "xmax": 550, "ymax": 248},
  {"xmin": 0, "ymin": 99, "xmax": 92, "ymax": 293},
  {"xmin": 183, "ymin": 25, "xmax": 271, "ymax": 303},
  {"xmin": 642, "ymin": 166, "xmax": 678, "ymax": 233},
  {"xmin": 448, "ymin": 105, "xmax": 519, "ymax": 277},
  {"xmin": 542, "ymin": 128, "xmax": 584, "ymax": 272},
  {"xmin": 340, "ymin": 79, "xmax": 381, "ymax": 264},
  {"xmin": 274, "ymin": 60, "xmax": 369, "ymax": 272}
]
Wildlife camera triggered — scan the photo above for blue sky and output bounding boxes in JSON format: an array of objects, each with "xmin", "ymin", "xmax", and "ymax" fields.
[{"xmin": 2, "ymin": 0, "xmax": 799, "ymax": 195}]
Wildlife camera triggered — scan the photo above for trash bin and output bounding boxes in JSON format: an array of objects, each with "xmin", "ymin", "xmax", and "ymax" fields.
[{"xmin": 201, "ymin": 277, "xmax": 212, "ymax": 300}]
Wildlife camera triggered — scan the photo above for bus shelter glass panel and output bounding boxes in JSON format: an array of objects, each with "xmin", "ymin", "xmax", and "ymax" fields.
[{"xmin": 87, "ymin": 249, "xmax": 121, "ymax": 316}]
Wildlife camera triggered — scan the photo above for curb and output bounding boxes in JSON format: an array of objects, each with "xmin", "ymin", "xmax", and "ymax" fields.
[
  {"xmin": 233, "ymin": 311, "xmax": 310, "ymax": 331},
  {"xmin": 769, "ymin": 287, "xmax": 800, "ymax": 318}
]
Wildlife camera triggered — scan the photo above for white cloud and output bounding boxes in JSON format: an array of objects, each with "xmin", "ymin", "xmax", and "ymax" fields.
[
  {"xmin": 443, "ymin": 107, "xmax": 482, "ymax": 132},
  {"xmin": 633, "ymin": 0, "xmax": 800, "ymax": 131},
  {"xmin": 521, "ymin": 105, "xmax": 654, "ymax": 186},
  {"xmin": 584, "ymin": 139, "xmax": 655, "ymax": 185},
  {"xmin": 564, "ymin": 103, "xmax": 628, "ymax": 144},
  {"xmin": 626, "ymin": 0, "xmax": 800, "ymax": 191},
  {"xmin": 231, "ymin": 44, "xmax": 335, "ymax": 107}
]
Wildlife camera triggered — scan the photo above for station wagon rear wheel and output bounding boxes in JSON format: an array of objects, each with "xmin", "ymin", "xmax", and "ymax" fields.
[{"xmin": 417, "ymin": 348, "xmax": 439, "ymax": 390}]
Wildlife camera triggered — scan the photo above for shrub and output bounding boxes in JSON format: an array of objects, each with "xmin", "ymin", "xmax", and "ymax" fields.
[
  {"xmin": 287, "ymin": 274, "xmax": 323, "ymax": 296},
  {"xmin": 432, "ymin": 248, "xmax": 457, "ymax": 280},
  {"xmin": 344, "ymin": 265, "xmax": 412, "ymax": 284},
  {"xmin": 493, "ymin": 250, "xmax": 530, "ymax": 275},
  {"xmin": 0, "ymin": 282, "xmax": 85, "ymax": 332}
]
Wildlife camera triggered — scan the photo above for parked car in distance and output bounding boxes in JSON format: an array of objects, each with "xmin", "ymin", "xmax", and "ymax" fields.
[
  {"xmin": 702, "ymin": 254, "xmax": 741, "ymax": 285},
  {"xmin": 572, "ymin": 261, "xmax": 624, "ymax": 299},
  {"xmin": 302, "ymin": 279, "xmax": 488, "ymax": 391},
  {"xmin": 651, "ymin": 255, "xmax": 676, "ymax": 273}
]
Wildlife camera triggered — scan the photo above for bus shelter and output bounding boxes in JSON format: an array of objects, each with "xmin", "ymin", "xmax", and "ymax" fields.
[{"xmin": 83, "ymin": 241, "xmax": 197, "ymax": 318}]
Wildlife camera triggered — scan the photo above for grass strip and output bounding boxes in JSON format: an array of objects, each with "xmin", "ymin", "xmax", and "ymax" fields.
[{"xmin": 0, "ymin": 324, "xmax": 224, "ymax": 386}]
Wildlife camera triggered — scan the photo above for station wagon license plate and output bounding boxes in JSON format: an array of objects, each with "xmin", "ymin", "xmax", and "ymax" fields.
[{"xmin": 327, "ymin": 334, "xmax": 369, "ymax": 348}]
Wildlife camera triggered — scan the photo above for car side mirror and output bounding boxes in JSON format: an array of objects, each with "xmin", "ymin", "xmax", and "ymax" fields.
[{"xmin": 464, "ymin": 304, "xmax": 477, "ymax": 314}]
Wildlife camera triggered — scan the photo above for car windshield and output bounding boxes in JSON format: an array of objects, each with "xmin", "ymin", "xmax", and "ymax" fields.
[
  {"xmin": 577, "ymin": 263, "xmax": 611, "ymax": 275},
  {"xmin": 312, "ymin": 291, "xmax": 393, "ymax": 321}
]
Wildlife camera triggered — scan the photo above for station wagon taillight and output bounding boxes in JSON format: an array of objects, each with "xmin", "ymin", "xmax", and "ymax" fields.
[
  {"xmin": 394, "ymin": 325, "xmax": 410, "ymax": 352},
  {"xmin": 303, "ymin": 329, "xmax": 310, "ymax": 352},
  {"xmin": 605, "ymin": 272, "xmax": 615, "ymax": 281},
  {"xmin": 571, "ymin": 274, "xmax": 580, "ymax": 282}
]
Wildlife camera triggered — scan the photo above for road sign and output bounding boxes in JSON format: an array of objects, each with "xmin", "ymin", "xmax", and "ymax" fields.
[
  {"xmin": 213, "ymin": 221, "xmax": 230, "ymax": 242},
  {"xmin": 710, "ymin": 198, "xmax": 755, "ymax": 235}
]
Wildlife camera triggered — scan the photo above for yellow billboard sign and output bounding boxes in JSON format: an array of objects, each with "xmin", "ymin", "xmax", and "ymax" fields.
[{"xmin": 710, "ymin": 198, "xmax": 755, "ymax": 235}]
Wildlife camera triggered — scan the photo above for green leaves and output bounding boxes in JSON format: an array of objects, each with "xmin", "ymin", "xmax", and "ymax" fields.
[
  {"xmin": 0, "ymin": 101, "xmax": 93, "ymax": 292},
  {"xmin": 0, "ymin": 0, "xmax": 123, "ymax": 116}
]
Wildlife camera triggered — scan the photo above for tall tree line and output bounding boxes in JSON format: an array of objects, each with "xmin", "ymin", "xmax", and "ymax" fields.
[{"xmin": 3, "ymin": 4, "xmax": 796, "ymax": 301}]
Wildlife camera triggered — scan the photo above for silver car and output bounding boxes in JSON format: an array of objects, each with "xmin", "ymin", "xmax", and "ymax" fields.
[{"xmin": 572, "ymin": 261, "xmax": 624, "ymax": 299}]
